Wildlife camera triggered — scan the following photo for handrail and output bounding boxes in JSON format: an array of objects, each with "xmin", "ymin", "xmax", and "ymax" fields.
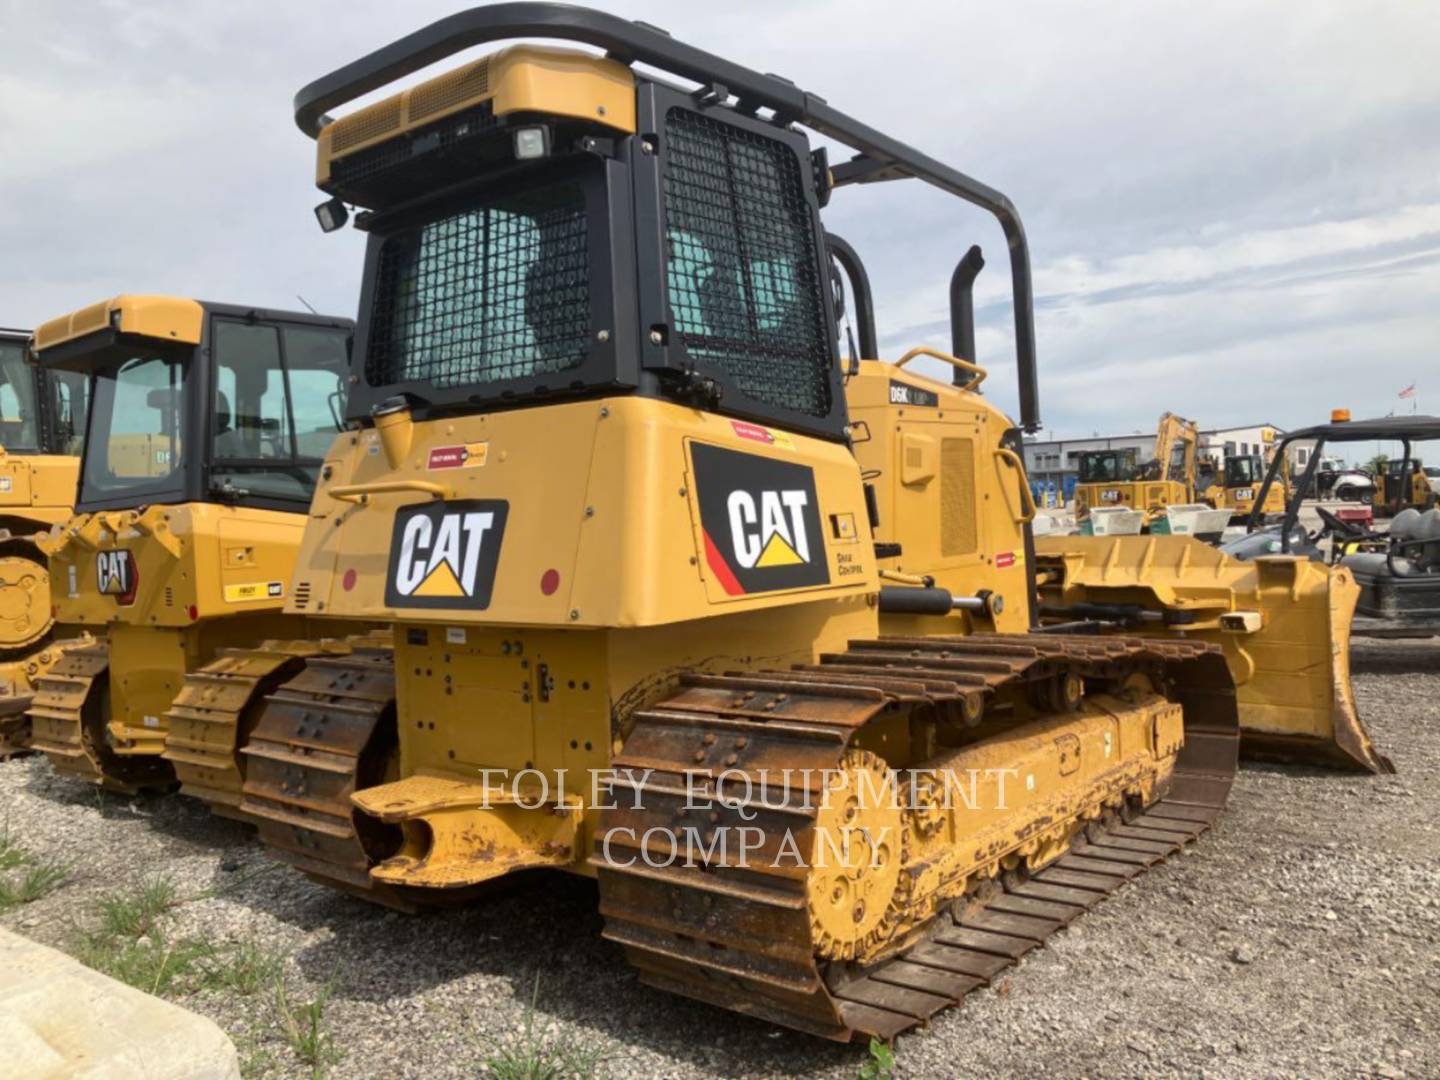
[
  {"xmin": 894, "ymin": 346, "xmax": 988, "ymax": 388},
  {"xmin": 993, "ymin": 448, "xmax": 1036, "ymax": 525},
  {"xmin": 293, "ymin": 2, "xmax": 1041, "ymax": 431},
  {"xmin": 328, "ymin": 480, "xmax": 447, "ymax": 505}
]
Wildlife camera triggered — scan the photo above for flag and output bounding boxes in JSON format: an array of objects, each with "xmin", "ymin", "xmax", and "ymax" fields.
[{"xmin": 1399, "ymin": 384, "xmax": 1416, "ymax": 399}]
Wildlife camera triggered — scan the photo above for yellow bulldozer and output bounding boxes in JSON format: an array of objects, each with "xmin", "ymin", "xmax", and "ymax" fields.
[
  {"xmin": 173, "ymin": 4, "xmax": 1246, "ymax": 1042},
  {"xmin": 1074, "ymin": 412, "xmax": 1198, "ymax": 517},
  {"xmin": 1207, "ymin": 450, "xmax": 1287, "ymax": 521},
  {"xmin": 26, "ymin": 295, "xmax": 367, "ymax": 799},
  {"xmin": 0, "ymin": 327, "xmax": 90, "ymax": 757}
]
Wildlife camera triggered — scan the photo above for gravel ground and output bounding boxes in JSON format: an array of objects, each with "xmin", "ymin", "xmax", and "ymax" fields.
[{"xmin": 1, "ymin": 638, "xmax": 1437, "ymax": 1079}]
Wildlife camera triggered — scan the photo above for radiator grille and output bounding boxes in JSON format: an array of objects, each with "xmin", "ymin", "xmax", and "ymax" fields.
[
  {"xmin": 409, "ymin": 58, "xmax": 491, "ymax": 123},
  {"xmin": 662, "ymin": 108, "xmax": 832, "ymax": 418},
  {"xmin": 330, "ymin": 97, "xmax": 404, "ymax": 154},
  {"xmin": 941, "ymin": 438, "xmax": 978, "ymax": 556},
  {"xmin": 327, "ymin": 102, "xmax": 501, "ymax": 193},
  {"xmin": 293, "ymin": 582, "xmax": 310, "ymax": 610}
]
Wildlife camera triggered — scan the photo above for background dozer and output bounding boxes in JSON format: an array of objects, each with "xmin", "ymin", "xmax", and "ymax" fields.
[
  {"xmin": 1074, "ymin": 412, "xmax": 1198, "ymax": 517},
  {"xmin": 205, "ymin": 4, "xmax": 1240, "ymax": 1043},
  {"xmin": 1210, "ymin": 450, "xmax": 1287, "ymax": 522},
  {"xmin": 0, "ymin": 327, "xmax": 90, "ymax": 757},
  {"xmin": 26, "ymin": 296, "xmax": 366, "ymax": 800}
]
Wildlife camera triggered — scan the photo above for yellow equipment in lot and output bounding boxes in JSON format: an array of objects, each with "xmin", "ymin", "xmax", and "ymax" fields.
[
  {"xmin": 1210, "ymin": 451, "xmax": 1287, "ymax": 521},
  {"xmin": 0, "ymin": 328, "xmax": 90, "ymax": 757},
  {"xmin": 1033, "ymin": 535, "xmax": 1389, "ymax": 772},
  {"xmin": 1074, "ymin": 412, "xmax": 1198, "ymax": 516},
  {"xmin": 200, "ymin": 5, "xmax": 1244, "ymax": 1042},
  {"xmin": 1374, "ymin": 457, "xmax": 1435, "ymax": 516},
  {"xmin": 26, "ymin": 295, "xmax": 362, "ymax": 798}
]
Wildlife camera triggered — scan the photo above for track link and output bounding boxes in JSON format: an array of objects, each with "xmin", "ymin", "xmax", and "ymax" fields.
[
  {"xmin": 594, "ymin": 632, "xmax": 1237, "ymax": 1041},
  {"xmin": 164, "ymin": 640, "xmax": 352, "ymax": 817},
  {"xmin": 239, "ymin": 645, "xmax": 408, "ymax": 905},
  {"xmin": 28, "ymin": 642, "xmax": 173, "ymax": 793},
  {"xmin": 0, "ymin": 692, "xmax": 35, "ymax": 760}
]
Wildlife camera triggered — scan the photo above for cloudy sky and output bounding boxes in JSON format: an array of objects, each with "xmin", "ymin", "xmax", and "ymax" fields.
[{"xmin": 3, "ymin": 0, "xmax": 1437, "ymax": 437}]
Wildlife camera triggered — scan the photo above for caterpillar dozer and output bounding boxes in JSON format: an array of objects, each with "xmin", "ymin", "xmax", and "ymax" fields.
[
  {"xmin": 1209, "ymin": 451, "xmax": 1287, "ymax": 522},
  {"xmin": 1074, "ymin": 412, "xmax": 1198, "ymax": 517},
  {"xmin": 0, "ymin": 328, "xmax": 90, "ymax": 757},
  {"xmin": 26, "ymin": 296, "xmax": 368, "ymax": 800},
  {"xmin": 197, "ymin": 4, "xmax": 1241, "ymax": 1042}
]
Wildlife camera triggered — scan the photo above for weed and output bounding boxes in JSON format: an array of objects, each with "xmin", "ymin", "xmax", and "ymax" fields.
[
  {"xmin": 858, "ymin": 1036, "xmax": 896, "ymax": 1080},
  {"xmin": 0, "ymin": 857, "xmax": 69, "ymax": 909},
  {"xmin": 274, "ymin": 976, "xmax": 343, "ymax": 1078},
  {"xmin": 73, "ymin": 926, "xmax": 212, "ymax": 995},
  {"xmin": 480, "ymin": 974, "xmax": 605, "ymax": 1080},
  {"xmin": 236, "ymin": 1034, "xmax": 280, "ymax": 1079},
  {"xmin": 200, "ymin": 938, "xmax": 285, "ymax": 996},
  {"xmin": 0, "ymin": 824, "xmax": 26, "ymax": 871},
  {"xmin": 98, "ymin": 874, "xmax": 177, "ymax": 938},
  {"xmin": 0, "ymin": 824, "xmax": 68, "ymax": 911}
]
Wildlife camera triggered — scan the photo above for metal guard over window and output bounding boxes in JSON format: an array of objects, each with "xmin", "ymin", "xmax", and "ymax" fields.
[
  {"xmin": 365, "ymin": 181, "xmax": 591, "ymax": 390},
  {"xmin": 662, "ymin": 108, "xmax": 832, "ymax": 419}
]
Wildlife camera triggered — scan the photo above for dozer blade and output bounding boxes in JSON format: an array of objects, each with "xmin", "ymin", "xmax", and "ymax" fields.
[{"xmin": 1035, "ymin": 534, "xmax": 1393, "ymax": 773}]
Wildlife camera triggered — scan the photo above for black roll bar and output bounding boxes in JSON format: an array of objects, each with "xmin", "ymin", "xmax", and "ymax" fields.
[
  {"xmin": 293, "ymin": 2, "xmax": 1042, "ymax": 431},
  {"xmin": 823, "ymin": 234, "xmax": 878, "ymax": 361},
  {"xmin": 949, "ymin": 245, "xmax": 985, "ymax": 386}
]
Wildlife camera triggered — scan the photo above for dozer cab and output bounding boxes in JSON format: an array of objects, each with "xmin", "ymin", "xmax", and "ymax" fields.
[
  {"xmin": 0, "ymin": 328, "xmax": 90, "ymax": 756},
  {"xmin": 1073, "ymin": 412, "xmax": 1198, "ymax": 517},
  {"xmin": 1210, "ymin": 451, "xmax": 1287, "ymax": 522},
  {"xmin": 207, "ymin": 4, "xmax": 1241, "ymax": 1042},
  {"xmin": 26, "ymin": 296, "xmax": 367, "ymax": 800}
]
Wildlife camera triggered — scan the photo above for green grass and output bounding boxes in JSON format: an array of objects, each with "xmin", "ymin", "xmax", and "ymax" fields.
[
  {"xmin": 0, "ymin": 858, "xmax": 70, "ymax": 910},
  {"xmin": 73, "ymin": 927, "xmax": 213, "ymax": 995},
  {"xmin": 480, "ymin": 974, "xmax": 605, "ymax": 1080},
  {"xmin": 64, "ymin": 870, "xmax": 342, "ymax": 1079},
  {"xmin": 0, "ymin": 825, "xmax": 26, "ymax": 871},
  {"xmin": 0, "ymin": 823, "xmax": 69, "ymax": 911},
  {"xmin": 97, "ymin": 874, "xmax": 178, "ymax": 938},
  {"xmin": 273, "ymin": 977, "xmax": 343, "ymax": 1079},
  {"xmin": 200, "ymin": 938, "xmax": 285, "ymax": 996}
]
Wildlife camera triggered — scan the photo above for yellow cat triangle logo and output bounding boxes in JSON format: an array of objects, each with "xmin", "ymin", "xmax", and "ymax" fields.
[
  {"xmin": 755, "ymin": 532, "xmax": 803, "ymax": 567},
  {"xmin": 413, "ymin": 559, "xmax": 466, "ymax": 597}
]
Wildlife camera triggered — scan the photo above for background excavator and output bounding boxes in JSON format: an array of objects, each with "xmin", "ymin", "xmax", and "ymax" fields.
[
  {"xmin": 0, "ymin": 328, "xmax": 89, "ymax": 757},
  {"xmin": 180, "ymin": 3, "xmax": 1241, "ymax": 1043},
  {"xmin": 27, "ymin": 296, "xmax": 366, "ymax": 799}
]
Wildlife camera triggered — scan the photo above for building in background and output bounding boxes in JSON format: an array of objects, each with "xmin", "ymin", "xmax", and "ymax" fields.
[{"xmin": 1196, "ymin": 423, "xmax": 1283, "ymax": 467}]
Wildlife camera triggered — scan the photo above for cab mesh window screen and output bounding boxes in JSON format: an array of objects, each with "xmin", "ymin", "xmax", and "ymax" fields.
[
  {"xmin": 365, "ymin": 182, "xmax": 589, "ymax": 389},
  {"xmin": 663, "ymin": 109, "xmax": 833, "ymax": 417}
]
